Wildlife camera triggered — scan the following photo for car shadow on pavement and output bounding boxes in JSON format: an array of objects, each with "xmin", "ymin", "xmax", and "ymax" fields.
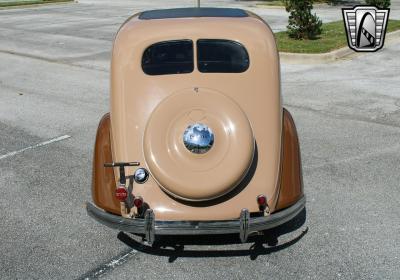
[{"xmin": 117, "ymin": 208, "xmax": 307, "ymax": 262}]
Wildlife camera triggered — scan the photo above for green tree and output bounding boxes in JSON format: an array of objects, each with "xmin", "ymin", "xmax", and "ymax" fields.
[
  {"xmin": 365, "ymin": 0, "xmax": 391, "ymax": 8},
  {"xmin": 284, "ymin": 0, "xmax": 322, "ymax": 39}
]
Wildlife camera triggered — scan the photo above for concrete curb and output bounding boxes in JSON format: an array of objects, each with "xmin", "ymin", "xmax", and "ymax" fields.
[
  {"xmin": 279, "ymin": 30, "xmax": 400, "ymax": 64},
  {"xmin": 254, "ymin": 4, "xmax": 285, "ymax": 10},
  {"xmin": 254, "ymin": 2, "xmax": 330, "ymax": 9}
]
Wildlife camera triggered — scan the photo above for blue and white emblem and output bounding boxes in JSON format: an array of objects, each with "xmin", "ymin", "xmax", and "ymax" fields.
[{"xmin": 183, "ymin": 123, "xmax": 214, "ymax": 154}]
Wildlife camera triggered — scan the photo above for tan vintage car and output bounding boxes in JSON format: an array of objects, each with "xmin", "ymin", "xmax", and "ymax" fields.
[{"xmin": 86, "ymin": 7, "xmax": 305, "ymax": 244}]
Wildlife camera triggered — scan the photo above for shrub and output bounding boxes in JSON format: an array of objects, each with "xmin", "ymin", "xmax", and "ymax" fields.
[
  {"xmin": 365, "ymin": 0, "xmax": 390, "ymax": 8},
  {"xmin": 283, "ymin": 0, "xmax": 323, "ymax": 39}
]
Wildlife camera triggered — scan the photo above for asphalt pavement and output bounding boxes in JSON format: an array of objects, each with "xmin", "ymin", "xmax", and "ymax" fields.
[{"xmin": 0, "ymin": 0, "xmax": 399, "ymax": 279}]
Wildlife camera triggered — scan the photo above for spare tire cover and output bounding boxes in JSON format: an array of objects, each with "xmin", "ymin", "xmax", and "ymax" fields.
[{"xmin": 143, "ymin": 88, "xmax": 254, "ymax": 201}]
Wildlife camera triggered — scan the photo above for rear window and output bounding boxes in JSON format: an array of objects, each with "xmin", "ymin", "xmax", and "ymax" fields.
[
  {"xmin": 142, "ymin": 40, "xmax": 194, "ymax": 75},
  {"xmin": 197, "ymin": 39, "xmax": 249, "ymax": 73}
]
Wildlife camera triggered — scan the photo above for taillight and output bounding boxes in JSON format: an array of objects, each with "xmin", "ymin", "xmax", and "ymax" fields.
[
  {"xmin": 257, "ymin": 194, "xmax": 267, "ymax": 210},
  {"xmin": 133, "ymin": 196, "xmax": 144, "ymax": 208},
  {"xmin": 115, "ymin": 185, "xmax": 128, "ymax": 202}
]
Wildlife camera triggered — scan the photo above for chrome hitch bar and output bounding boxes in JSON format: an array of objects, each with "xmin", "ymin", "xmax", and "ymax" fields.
[{"xmin": 104, "ymin": 161, "xmax": 140, "ymax": 185}]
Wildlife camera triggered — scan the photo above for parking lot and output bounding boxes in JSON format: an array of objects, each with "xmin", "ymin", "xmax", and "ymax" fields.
[{"xmin": 0, "ymin": 0, "xmax": 399, "ymax": 279}]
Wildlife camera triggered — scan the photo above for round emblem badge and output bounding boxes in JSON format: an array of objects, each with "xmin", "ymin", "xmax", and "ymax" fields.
[{"xmin": 183, "ymin": 123, "xmax": 214, "ymax": 154}]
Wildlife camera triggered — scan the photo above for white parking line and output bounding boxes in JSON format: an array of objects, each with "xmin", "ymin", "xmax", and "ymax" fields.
[
  {"xmin": 0, "ymin": 135, "xmax": 71, "ymax": 160},
  {"xmin": 78, "ymin": 249, "xmax": 137, "ymax": 280}
]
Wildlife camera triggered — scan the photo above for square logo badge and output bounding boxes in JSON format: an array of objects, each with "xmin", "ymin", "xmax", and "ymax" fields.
[{"xmin": 342, "ymin": 6, "xmax": 390, "ymax": 52}]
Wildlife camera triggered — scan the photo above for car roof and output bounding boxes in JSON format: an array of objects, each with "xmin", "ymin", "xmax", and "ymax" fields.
[{"xmin": 138, "ymin": 7, "xmax": 249, "ymax": 20}]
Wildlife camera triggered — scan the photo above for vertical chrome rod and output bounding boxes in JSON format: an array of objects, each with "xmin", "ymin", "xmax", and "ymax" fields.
[{"xmin": 197, "ymin": 0, "xmax": 200, "ymax": 8}]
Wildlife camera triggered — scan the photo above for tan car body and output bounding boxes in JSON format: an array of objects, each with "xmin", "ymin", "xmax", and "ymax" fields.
[{"xmin": 90, "ymin": 9, "xmax": 303, "ymax": 225}]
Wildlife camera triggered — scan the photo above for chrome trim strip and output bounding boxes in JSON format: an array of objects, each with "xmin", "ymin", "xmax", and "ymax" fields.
[{"xmin": 86, "ymin": 196, "xmax": 305, "ymax": 239}]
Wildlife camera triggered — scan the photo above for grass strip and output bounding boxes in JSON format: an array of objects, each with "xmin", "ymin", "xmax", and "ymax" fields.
[
  {"xmin": 0, "ymin": 0, "xmax": 73, "ymax": 8},
  {"xmin": 275, "ymin": 19, "xmax": 400, "ymax": 53}
]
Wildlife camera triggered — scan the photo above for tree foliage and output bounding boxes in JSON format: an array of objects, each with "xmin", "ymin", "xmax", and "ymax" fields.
[
  {"xmin": 365, "ymin": 0, "xmax": 391, "ymax": 8},
  {"xmin": 283, "ymin": 0, "xmax": 323, "ymax": 39}
]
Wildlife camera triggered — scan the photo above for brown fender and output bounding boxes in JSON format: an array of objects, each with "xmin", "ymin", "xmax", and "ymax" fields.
[
  {"xmin": 92, "ymin": 113, "xmax": 120, "ymax": 214},
  {"xmin": 275, "ymin": 108, "xmax": 304, "ymax": 211}
]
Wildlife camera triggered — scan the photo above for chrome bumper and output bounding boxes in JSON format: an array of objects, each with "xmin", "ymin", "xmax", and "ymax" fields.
[{"xmin": 86, "ymin": 196, "xmax": 305, "ymax": 244}]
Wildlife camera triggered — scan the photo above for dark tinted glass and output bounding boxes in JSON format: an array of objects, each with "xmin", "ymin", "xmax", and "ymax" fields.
[
  {"xmin": 197, "ymin": 39, "xmax": 249, "ymax": 73},
  {"xmin": 142, "ymin": 40, "xmax": 194, "ymax": 75},
  {"xmin": 139, "ymin": 8, "xmax": 248, "ymax": 20}
]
